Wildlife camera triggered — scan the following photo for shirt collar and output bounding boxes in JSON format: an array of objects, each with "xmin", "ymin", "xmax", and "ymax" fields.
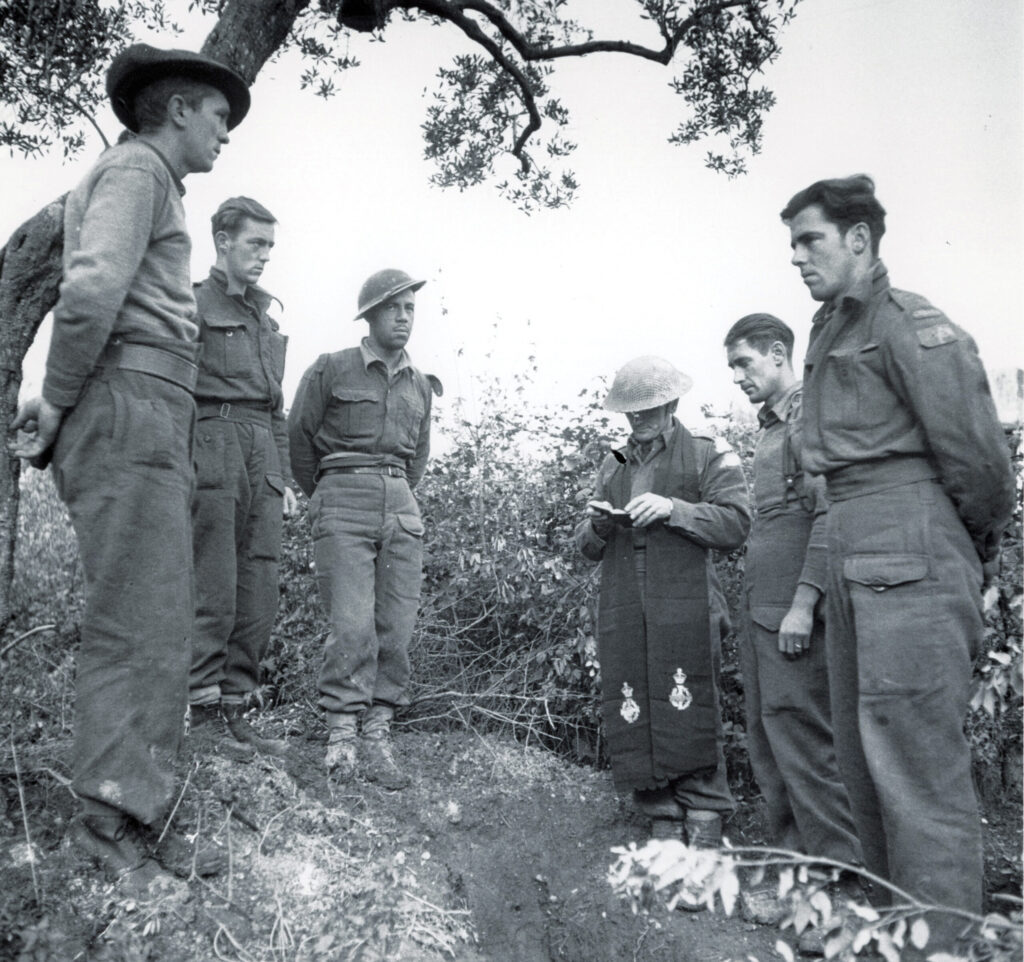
[
  {"xmin": 360, "ymin": 337, "xmax": 412, "ymax": 373},
  {"xmin": 130, "ymin": 138, "xmax": 186, "ymax": 196},
  {"xmin": 758, "ymin": 380, "xmax": 802, "ymax": 428},
  {"xmin": 208, "ymin": 267, "xmax": 274, "ymax": 314},
  {"xmin": 624, "ymin": 419, "xmax": 674, "ymax": 463},
  {"xmin": 836, "ymin": 259, "xmax": 889, "ymax": 314}
]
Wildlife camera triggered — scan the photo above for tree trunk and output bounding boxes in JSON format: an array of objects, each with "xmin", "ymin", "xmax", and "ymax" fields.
[
  {"xmin": 0, "ymin": 199, "xmax": 66, "ymax": 629},
  {"xmin": 0, "ymin": 0, "xmax": 309, "ymax": 629}
]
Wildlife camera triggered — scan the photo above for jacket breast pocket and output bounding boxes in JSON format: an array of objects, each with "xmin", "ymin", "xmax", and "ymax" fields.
[
  {"xmin": 843, "ymin": 553, "xmax": 932, "ymax": 695},
  {"xmin": 203, "ymin": 322, "xmax": 253, "ymax": 378},
  {"xmin": 329, "ymin": 387, "xmax": 381, "ymax": 442}
]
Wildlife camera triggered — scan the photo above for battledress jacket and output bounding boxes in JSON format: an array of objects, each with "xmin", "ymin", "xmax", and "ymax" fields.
[
  {"xmin": 575, "ymin": 420, "xmax": 750, "ymax": 792},
  {"xmin": 193, "ymin": 267, "xmax": 290, "ymax": 482},
  {"xmin": 800, "ymin": 260, "xmax": 1014, "ymax": 564}
]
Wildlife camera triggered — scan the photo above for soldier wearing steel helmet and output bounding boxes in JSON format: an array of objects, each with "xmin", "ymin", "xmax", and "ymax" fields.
[
  {"xmin": 9, "ymin": 44, "xmax": 249, "ymax": 895},
  {"xmin": 575, "ymin": 357, "xmax": 750, "ymax": 853},
  {"xmin": 289, "ymin": 269, "xmax": 441, "ymax": 789}
]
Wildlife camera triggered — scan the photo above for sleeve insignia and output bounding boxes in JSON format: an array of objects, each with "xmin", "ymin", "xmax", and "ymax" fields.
[{"xmin": 916, "ymin": 322, "xmax": 958, "ymax": 348}]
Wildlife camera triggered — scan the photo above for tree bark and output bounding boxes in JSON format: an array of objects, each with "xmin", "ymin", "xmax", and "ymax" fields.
[
  {"xmin": 0, "ymin": 0, "xmax": 309, "ymax": 629},
  {"xmin": 0, "ymin": 198, "xmax": 65, "ymax": 629}
]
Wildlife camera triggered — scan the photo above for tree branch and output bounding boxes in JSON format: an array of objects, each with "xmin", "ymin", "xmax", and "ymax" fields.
[
  {"xmin": 441, "ymin": 0, "xmax": 752, "ymax": 65},
  {"xmin": 406, "ymin": 0, "xmax": 543, "ymax": 170}
]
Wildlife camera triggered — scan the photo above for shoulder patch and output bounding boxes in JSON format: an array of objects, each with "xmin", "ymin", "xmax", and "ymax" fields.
[
  {"xmin": 709, "ymin": 434, "xmax": 742, "ymax": 467},
  {"xmin": 916, "ymin": 322, "xmax": 959, "ymax": 348}
]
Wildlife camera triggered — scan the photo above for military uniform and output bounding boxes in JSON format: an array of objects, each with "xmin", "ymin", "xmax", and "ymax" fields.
[
  {"xmin": 742, "ymin": 382, "xmax": 859, "ymax": 862},
  {"xmin": 44, "ymin": 139, "xmax": 199, "ymax": 826},
  {"xmin": 576, "ymin": 420, "xmax": 750, "ymax": 811},
  {"xmin": 288, "ymin": 342, "xmax": 439, "ymax": 718},
  {"xmin": 189, "ymin": 267, "xmax": 289, "ymax": 708},
  {"xmin": 801, "ymin": 260, "xmax": 1015, "ymax": 912}
]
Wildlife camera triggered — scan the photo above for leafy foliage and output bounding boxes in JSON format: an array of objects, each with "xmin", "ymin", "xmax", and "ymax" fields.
[
  {"xmin": 0, "ymin": 0, "xmax": 179, "ymax": 156},
  {"xmin": 0, "ymin": 0, "xmax": 800, "ymax": 209}
]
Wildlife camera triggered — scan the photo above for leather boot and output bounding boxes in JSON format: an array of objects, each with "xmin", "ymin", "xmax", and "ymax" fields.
[
  {"xmin": 68, "ymin": 814, "xmax": 188, "ymax": 901},
  {"xmin": 685, "ymin": 809, "xmax": 723, "ymax": 849},
  {"xmin": 325, "ymin": 713, "xmax": 359, "ymax": 782},
  {"xmin": 222, "ymin": 702, "xmax": 288, "ymax": 756},
  {"xmin": 188, "ymin": 703, "xmax": 256, "ymax": 762},
  {"xmin": 360, "ymin": 706, "xmax": 410, "ymax": 790}
]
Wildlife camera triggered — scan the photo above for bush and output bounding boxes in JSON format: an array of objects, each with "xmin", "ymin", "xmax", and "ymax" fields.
[{"xmin": 5, "ymin": 378, "xmax": 1022, "ymax": 807}]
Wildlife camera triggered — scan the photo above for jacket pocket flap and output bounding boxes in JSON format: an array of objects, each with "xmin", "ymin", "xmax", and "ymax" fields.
[
  {"xmin": 264, "ymin": 472, "xmax": 287, "ymax": 496},
  {"xmin": 749, "ymin": 604, "xmax": 789, "ymax": 632},
  {"xmin": 202, "ymin": 311, "xmax": 246, "ymax": 330},
  {"xmin": 844, "ymin": 554, "xmax": 928, "ymax": 588},
  {"xmin": 331, "ymin": 388, "xmax": 378, "ymax": 404},
  {"xmin": 396, "ymin": 513, "xmax": 425, "ymax": 537}
]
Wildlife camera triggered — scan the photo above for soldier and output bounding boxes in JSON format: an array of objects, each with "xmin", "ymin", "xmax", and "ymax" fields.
[
  {"xmin": 9, "ymin": 45, "xmax": 249, "ymax": 895},
  {"xmin": 724, "ymin": 314, "xmax": 860, "ymax": 867},
  {"xmin": 781, "ymin": 175, "xmax": 1015, "ymax": 932},
  {"xmin": 288, "ymin": 270, "xmax": 441, "ymax": 790},
  {"xmin": 575, "ymin": 357, "xmax": 750, "ymax": 852},
  {"xmin": 188, "ymin": 197, "xmax": 293, "ymax": 758}
]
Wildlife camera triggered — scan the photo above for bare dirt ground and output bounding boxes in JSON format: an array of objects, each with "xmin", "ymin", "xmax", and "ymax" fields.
[{"xmin": 0, "ymin": 706, "xmax": 1020, "ymax": 962}]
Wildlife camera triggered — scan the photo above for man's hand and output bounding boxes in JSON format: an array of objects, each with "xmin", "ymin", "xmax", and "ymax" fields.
[
  {"xmin": 9, "ymin": 396, "xmax": 64, "ymax": 462},
  {"xmin": 282, "ymin": 486, "xmax": 298, "ymax": 518},
  {"xmin": 778, "ymin": 584, "xmax": 821, "ymax": 659},
  {"xmin": 624, "ymin": 492, "xmax": 673, "ymax": 528},
  {"xmin": 585, "ymin": 499, "xmax": 615, "ymax": 538}
]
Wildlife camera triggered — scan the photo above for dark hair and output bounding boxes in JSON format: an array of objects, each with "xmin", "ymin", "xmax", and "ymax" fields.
[
  {"xmin": 211, "ymin": 196, "xmax": 277, "ymax": 239},
  {"xmin": 133, "ymin": 77, "xmax": 215, "ymax": 133},
  {"xmin": 780, "ymin": 174, "xmax": 887, "ymax": 256},
  {"xmin": 724, "ymin": 313, "xmax": 794, "ymax": 361}
]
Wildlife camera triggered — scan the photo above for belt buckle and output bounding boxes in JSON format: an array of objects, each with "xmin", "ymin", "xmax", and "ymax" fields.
[{"xmin": 219, "ymin": 403, "xmax": 231, "ymax": 418}]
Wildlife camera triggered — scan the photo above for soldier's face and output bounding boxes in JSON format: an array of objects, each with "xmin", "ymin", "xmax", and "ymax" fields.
[
  {"xmin": 625, "ymin": 402, "xmax": 675, "ymax": 443},
  {"xmin": 218, "ymin": 218, "xmax": 275, "ymax": 291},
  {"xmin": 366, "ymin": 290, "xmax": 416, "ymax": 353},
  {"xmin": 787, "ymin": 203, "xmax": 858, "ymax": 303},
  {"xmin": 727, "ymin": 338, "xmax": 785, "ymax": 405},
  {"xmin": 180, "ymin": 89, "xmax": 231, "ymax": 174}
]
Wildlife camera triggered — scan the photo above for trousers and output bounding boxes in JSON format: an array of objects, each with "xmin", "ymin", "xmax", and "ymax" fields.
[
  {"xmin": 51, "ymin": 369, "xmax": 194, "ymax": 825},
  {"xmin": 310, "ymin": 473, "xmax": 424, "ymax": 715},
  {"xmin": 826, "ymin": 478, "xmax": 983, "ymax": 913},
  {"xmin": 740, "ymin": 607, "xmax": 860, "ymax": 861},
  {"xmin": 189, "ymin": 417, "xmax": 284, "ymax": 702}
]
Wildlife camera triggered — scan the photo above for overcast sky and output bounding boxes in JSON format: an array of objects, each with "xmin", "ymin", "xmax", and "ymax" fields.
[{"xmin": 2, "ymin": 0, "xmax": 1021, "ymax": 428}]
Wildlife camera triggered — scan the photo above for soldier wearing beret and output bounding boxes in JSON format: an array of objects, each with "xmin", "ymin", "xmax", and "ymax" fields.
[
  {"xmin": 782, "ymin": 175, "xmax": 1015, "ymax": 937},
  {"xmin": 288, "ymin": 270, "xmax": 441, "ymax": 790},
  {"xmin": 188, "ymin": 197, "xmax": 294, "ymax": 758},
  {"xmin": 10, "ymin": 44, "xmax": 249, "ymax": 896},
  {"xmin": 575, "ymin": 357, "xmax": 750, "ymax": 860}
]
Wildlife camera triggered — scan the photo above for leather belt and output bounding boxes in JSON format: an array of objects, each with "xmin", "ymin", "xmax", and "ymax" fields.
[
  {"xmin": 98, "ymin": 341, "xmax": 198, "ymax": 392},
  {"xmin": 320, "ymin": 464, "xmax": 407, "ymax": 479},
  {"xmin": 196, "ymin": 400, "xmax": 273, "ymax": 425}
]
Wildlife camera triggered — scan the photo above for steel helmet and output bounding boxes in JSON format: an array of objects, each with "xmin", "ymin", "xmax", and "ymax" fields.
[
  {"xmin": 603, "ymin": 356, "xmax": 694, "ymax": 412},
  {"xmin": 354, "ymin": 269, "xmax": 426, "ymax": 321}
]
